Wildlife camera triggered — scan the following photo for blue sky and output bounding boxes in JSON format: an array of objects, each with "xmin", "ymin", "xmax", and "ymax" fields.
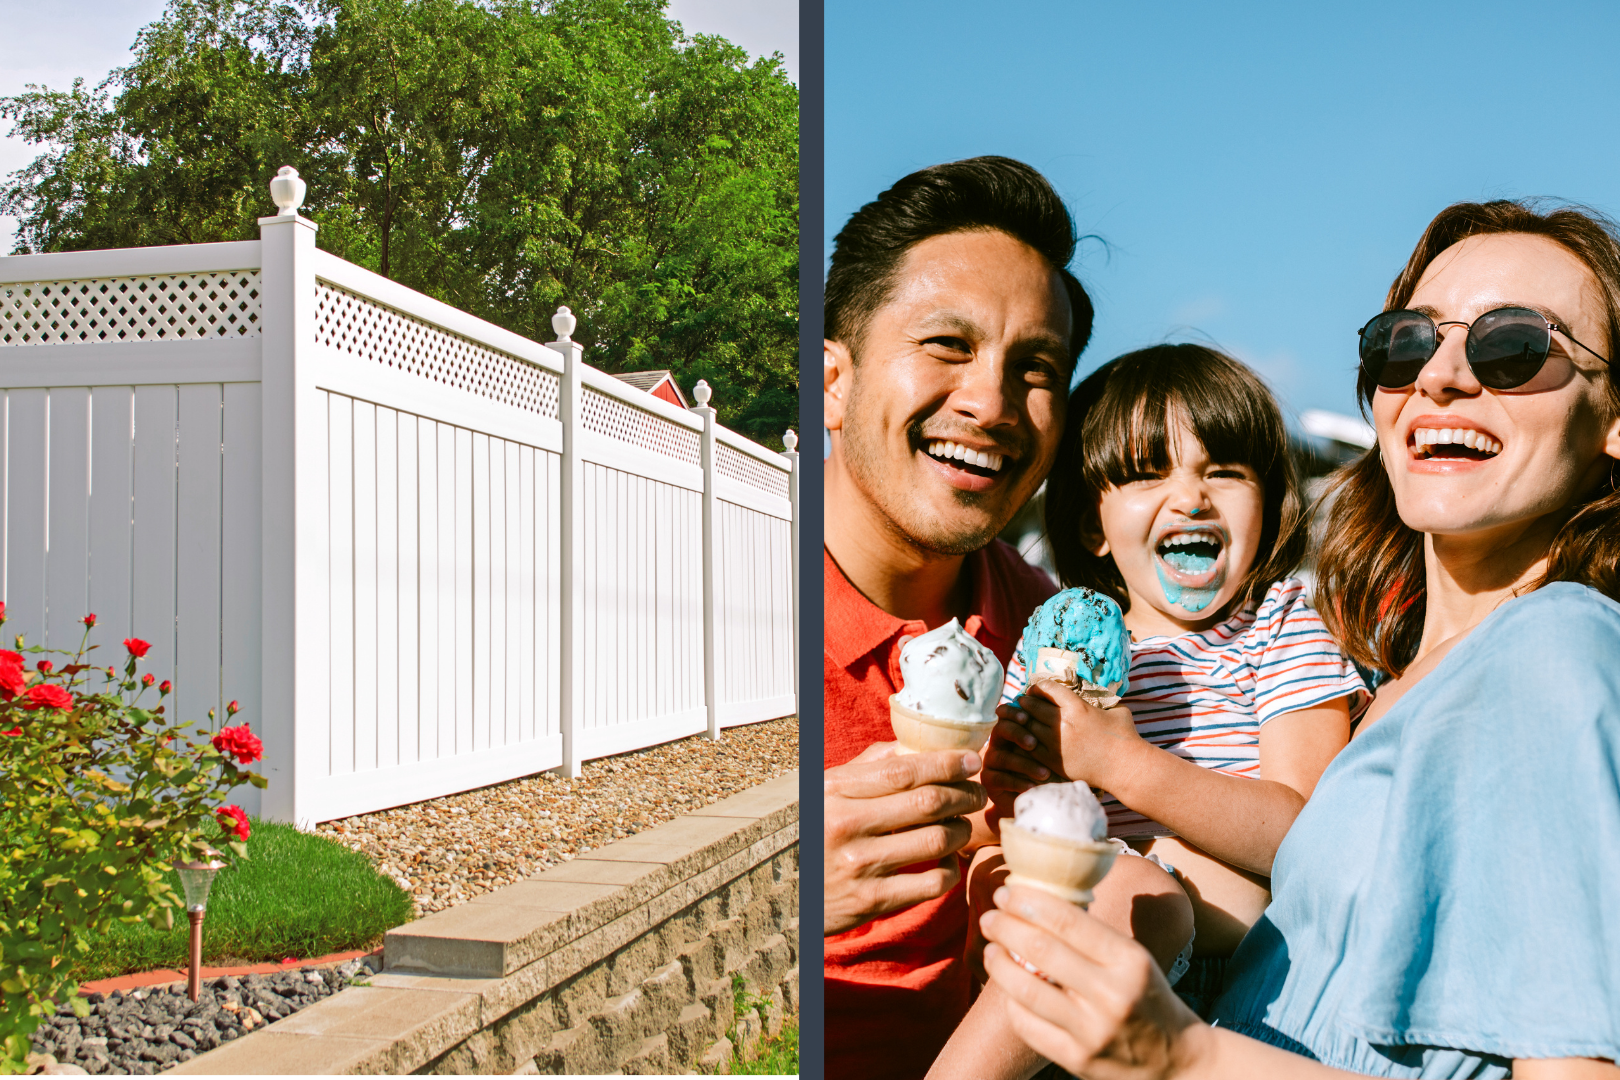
[{"xmin": 825, "ymin": 0, "xmax": 1620, "ymax": 425}]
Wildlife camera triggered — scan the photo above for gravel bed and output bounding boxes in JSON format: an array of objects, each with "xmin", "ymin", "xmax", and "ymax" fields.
[
  {"xmin": 28, "ymin": 958, "xmax": 380, "ymax": 1074},
  {"xmin": 317, "ymin": 715, "xmax": 798, "ymax": 915}
]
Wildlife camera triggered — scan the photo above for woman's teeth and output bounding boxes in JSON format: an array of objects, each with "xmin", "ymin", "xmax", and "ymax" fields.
[
  {"xmin": 1412, "ymin": 427, "xmax": 1502, "ymax": 458},
  {"xmin": 925, "ymin": 440, "xmax": 1005, "ymax": 472}
]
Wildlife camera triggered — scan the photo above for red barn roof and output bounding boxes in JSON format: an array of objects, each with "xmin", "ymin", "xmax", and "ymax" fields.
[{"xmin": 612, "ymin": 370, "xmax": 688, "ymax": 409}]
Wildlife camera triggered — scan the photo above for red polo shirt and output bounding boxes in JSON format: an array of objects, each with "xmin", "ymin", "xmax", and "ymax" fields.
[{"xmin": 824, "ymin": 542, "xmax": 1057, "ymax": 1080}]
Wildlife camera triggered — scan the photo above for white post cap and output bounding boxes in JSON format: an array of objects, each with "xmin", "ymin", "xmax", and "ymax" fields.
[
  {"xmin": 551, "ymin": 305, "xmax": 576, "ymax": 342},
  {"xmin": 269, "ymin": 166, "xmax": 306, "ymax": 216},
  {"xmin": 783, "ymin": 429, "xmax": 797, "ymax": 451},
  {"xmin": 693, "ymin": 380, "xmax": 712, "ymax": 406}
]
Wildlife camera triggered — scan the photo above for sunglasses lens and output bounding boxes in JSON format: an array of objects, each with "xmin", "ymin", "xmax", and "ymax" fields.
[
  {"xmin": 1361, "ymin": 311, "xmax": 1436, "ymax": 387},
  {"xmin": 1467, "ymin": 308, "xmax": 1549, "ymax": 389}
]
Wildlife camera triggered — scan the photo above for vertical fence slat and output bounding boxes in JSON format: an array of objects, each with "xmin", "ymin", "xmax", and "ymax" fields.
[
  {"xmin": 175, "ymin": 383, "xmax": 224, "ymax": 730},
  {"xmin": 328, "ymin": 394, "xmax": 356, "ymax": 777},
  {"xmin": 130, "ymin": 386, "xmax": 178, "ymax": 688},
  {"xmin": 417, "ymin": 418, "xmax": 439, "ymax": 763},
  {"xmin": 352, "ymin": 400, "xmax": 378, "ymax": 773},
  {"xmin": 453, "ymin": 426, "xmax": 473, "ymax": 755},
  {"xmin": 546, "ymin": 448, "xmax": 561, "ymax": 741},
  {"xmin": 397, "ymin": 411, "xmax": 419, "ymax": 767},
  {"xmin": 471, "ymin": 432, "xmax": 490, "ymax": 751},
  {"xmin": 45, "ymin": 388, "xmax": 90, "ymax": 652},
  {"xmin": 504, "ymin": 440, "xmax": 521, "ymax": 746},
  {"xmin": 375, "ymin": 406, "xmax": 399, "ymax": 771},
  {"xmin": 486, "ymin": 435, "xmax": 505, "ymax": 747},
  {"xmin": 221, "ymin": 381, "xmax": 262, "ymax": 813}
]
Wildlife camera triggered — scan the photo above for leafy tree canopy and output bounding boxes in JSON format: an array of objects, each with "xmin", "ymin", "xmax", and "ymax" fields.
[{"xmin": 0, "ymin": 0, "xmax": 798, "ymax": 445}]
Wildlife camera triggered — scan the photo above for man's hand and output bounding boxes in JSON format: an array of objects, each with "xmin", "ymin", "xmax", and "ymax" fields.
[
  {"xmin": 825, "ymin": 743, "xmax": 988, "ymax": 936},
  {"xmin": 1019, "ymin": 679, "xmax": 1143, "ymax": 791}
]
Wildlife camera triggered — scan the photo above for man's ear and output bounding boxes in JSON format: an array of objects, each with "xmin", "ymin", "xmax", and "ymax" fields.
[{"xmin": 825, "ymin": 339, "xmax": 853, "ymax": 432}]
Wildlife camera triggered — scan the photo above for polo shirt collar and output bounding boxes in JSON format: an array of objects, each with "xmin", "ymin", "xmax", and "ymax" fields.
[{"xmin": 824, "ymin": 545, "xmax": 1007, "ymax": 669}]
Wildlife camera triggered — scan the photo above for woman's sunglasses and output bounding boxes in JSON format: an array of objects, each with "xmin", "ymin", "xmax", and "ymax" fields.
[{"xmin": 1358, "ymin": 306, "xmax": 1612, "ymax": 390}]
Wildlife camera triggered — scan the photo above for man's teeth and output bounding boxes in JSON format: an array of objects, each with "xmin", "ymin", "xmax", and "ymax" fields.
[
  {"xmin": 925, "ymin": 440, "xmax": 1005, "ymax": 472},
  {"xmin": 1412, "ymin": 427, "xmax": 1502, "ymax": 458}
]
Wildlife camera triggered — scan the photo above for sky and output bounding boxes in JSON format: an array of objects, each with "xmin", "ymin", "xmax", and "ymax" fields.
[
  {"xmin": 0, "ymin": 0, "xmax": 798, "ymax": 252},
  {"xmin": 825, "ymin": 0, "xmax": 1620, "ymax": 427}
]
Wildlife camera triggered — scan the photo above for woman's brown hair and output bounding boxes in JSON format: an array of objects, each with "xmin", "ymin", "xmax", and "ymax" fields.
[
  {"xmin": 1315, "ymin": 199, "xmax": 1620, "ymax": 676},
  {"xmin": 1044, "ymin": 344, "xmax": 1307, "ymax": 615}
]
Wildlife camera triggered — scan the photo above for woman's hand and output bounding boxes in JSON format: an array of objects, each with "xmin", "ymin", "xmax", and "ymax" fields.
[
  {"xmin": 1019, "ymin": 679, "xmax": 1146, "ymax": 791},
  {"xmin": 981, "ymin": 884, "xmax": 1207, "ymax": 1080}
]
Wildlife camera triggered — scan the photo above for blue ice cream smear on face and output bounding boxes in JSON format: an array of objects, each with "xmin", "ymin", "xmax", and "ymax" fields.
[
  {"xmin": 1156, "ymin": 563, "xmax": 1219, "ymax": 613},
  {"xmin": 1020, "ymin": 588, "xmax": 1130, "ymax": 693}
]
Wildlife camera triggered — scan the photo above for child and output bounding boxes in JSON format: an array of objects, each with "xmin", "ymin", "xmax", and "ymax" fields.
[{"xmin": 928, "ymin": 344, "xmax": 1368, "ymax": 1080}]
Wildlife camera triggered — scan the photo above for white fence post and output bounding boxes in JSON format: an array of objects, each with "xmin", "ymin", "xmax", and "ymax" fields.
[
  {"xmin": 552, "ymin": 306, "xmax": 585, "ymax": 778},
  {"xmin": 258, "ymin": 168, "xmax": 318, "ymax": 826},
  {"xmin": 692, "ymin": 381, "xmax": 720, "ymax": 741},
  {"xmin": 782, "ymin": 429, "xmax": 799, "ymax": 711}
]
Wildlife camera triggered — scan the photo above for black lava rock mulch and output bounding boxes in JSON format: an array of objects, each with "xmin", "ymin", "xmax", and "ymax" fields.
[{"xmin": 29, "ymin": 957, "xmax": 379, "ymax": 1075}]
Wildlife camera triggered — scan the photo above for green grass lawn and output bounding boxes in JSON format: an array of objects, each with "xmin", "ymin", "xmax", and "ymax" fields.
[
  {"xmin": 70, "ymin": 818, "xmax": 415, "ymax": 982},
  {"xmin": 731, "ymin": 1019, "xmax": 798, "ymax": 1075}
]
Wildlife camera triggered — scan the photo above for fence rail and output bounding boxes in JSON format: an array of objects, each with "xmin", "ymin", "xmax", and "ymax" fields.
[{"xmin": 0, "ymin": 185, "xmax": 797, "ymax": 826}]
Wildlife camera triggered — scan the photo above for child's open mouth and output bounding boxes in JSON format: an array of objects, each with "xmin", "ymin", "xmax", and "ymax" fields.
[{"xmin": 1154, "ymin": 526, "xmax": 1226, "ymax": 589}]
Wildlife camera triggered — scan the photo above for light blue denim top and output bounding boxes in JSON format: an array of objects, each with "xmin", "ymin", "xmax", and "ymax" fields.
[{"xmin": 1210, "ymin": 582, "xmax": 1620, "ymax": 1077}]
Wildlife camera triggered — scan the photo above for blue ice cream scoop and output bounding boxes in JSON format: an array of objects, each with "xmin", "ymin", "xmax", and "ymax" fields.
[{"xmin": 1021, "ymin": 588, "xmax": 1130, "ymax": 694}]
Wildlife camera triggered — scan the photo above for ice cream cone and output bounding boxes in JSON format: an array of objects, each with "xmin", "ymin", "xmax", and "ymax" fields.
[
  {"xmin": 888, "ymin": 695, "xmax": 994, "ymax": 755},
  {"xmin": 1000, "ymin": 821, "xmax": 1117, "ymax": 906}
]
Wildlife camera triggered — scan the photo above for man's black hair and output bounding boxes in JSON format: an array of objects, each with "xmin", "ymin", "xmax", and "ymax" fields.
[{"xmin": 825, "ymin": 155, "xmax": 1095, "ymax": 365}]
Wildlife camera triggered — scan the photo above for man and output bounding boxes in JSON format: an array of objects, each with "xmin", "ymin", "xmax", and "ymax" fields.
[{"xmin": 824, "ymin": 156, "xmax": 1094, "ymax": 1080}]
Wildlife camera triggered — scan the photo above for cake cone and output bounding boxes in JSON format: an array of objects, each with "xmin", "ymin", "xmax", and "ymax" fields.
[
  {"xmin": 888, "ymin": 695, "xmax": 994, "ymax": 755},
  {"xmin": 1000, "ymin": 821, "xmax": 1117, "ymax": 906}
]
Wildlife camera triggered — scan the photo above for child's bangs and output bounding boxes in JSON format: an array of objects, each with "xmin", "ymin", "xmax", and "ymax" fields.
[{"xmin": 1079, "ymin": 348, "xmax": 1285, "ymax": 490}]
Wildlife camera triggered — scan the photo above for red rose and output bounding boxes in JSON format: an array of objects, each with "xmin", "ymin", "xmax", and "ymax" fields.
[
  {"xmin": 159, "ymin": 680, "xmax": 172, "ymax": 695},
  {"xmin": 82, "ymin": 614, "xmax": 97, "ymax": 627},
  {"xmin": 36, "ymin": 660, "xmax": 52, "ymax": 674},
  {"xmin": 217, "ymin": 805, "xmax": 251, "ymax": 841},
  {"xmin": 227, "ymin": 700, "xmax": 240, "ymax": 716},
  {"xmin": 211, "ymin": 724, "xmax": 263, "ymax": 765},
  {"xmin": 0, "ymin": 601, "xmax": 7, "ymax": 622},
  {"xmin": 124, "ymin": 638, "xmax": 151, "ymax": 658},
  {"xmin": 25, "ymin": 684, "xmax": 73, "ymax": 711},
  {"xmin": 141, "ymin": 673, "xmax": 155, "ymax": 687},
  {"xmin": 0, "ymin": 651, "xmax": 25, "ymax": 701}
]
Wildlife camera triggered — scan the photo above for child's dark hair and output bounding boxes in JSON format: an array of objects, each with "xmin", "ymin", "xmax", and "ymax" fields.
[{"xmin": 1043, "ymin": 344, "xmax": 1307, "ymax": 614}]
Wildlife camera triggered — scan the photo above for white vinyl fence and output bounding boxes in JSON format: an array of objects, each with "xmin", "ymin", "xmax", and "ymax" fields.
[{"xmin": 0, "ymin": 177, "xmax": 798, "ymax": 826}]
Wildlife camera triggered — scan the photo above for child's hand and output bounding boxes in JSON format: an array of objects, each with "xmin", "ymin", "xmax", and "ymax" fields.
[
  {"xmin": 1019, "ymin": 679, "xmax": 1143, "ymax": 791},
  {"xmin": 982, "ymin": 706, "xmax": 1063, "ymax": 825},
  {"xmin": 964, "ymin": 844, "xmax": 1011, "ymax": 983}
]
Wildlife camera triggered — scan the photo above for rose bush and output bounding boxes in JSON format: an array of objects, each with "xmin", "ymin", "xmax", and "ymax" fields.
[{"xmin": 0, "ymin": 607, "xmax": 264, "ymax": 1073}]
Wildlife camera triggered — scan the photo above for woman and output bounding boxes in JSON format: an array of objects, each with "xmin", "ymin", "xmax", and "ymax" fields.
[{"xmin": 978, "ymin": 198, "xmax": 1620, "ymax": 1079}]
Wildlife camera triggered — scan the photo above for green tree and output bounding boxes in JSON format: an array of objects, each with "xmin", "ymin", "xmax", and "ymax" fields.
[{"xmin": 0, "ymin": 0, "xmax": 798, "ymax": 445}]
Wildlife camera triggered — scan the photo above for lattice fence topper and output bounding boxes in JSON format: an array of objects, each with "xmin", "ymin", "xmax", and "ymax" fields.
[
  {"xmin": 0, "ymin": 273, "xmax": 262, "ymax": 345},
  {"xmin": 315, "ymin": 281, "xmax": 560, "ymax": 419},
  {"xmin": 581, "ymin": 385, "xmax": 701, "ymax": 466},
  {"xmin": 716, "ymin": 441, "xmax": 790, "ymax": 497}
]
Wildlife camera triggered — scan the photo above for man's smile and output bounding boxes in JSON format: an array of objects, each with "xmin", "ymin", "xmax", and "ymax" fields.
[{"xmin": 919, "ymin": 437, "xmax": 1017, "ymax": 493}]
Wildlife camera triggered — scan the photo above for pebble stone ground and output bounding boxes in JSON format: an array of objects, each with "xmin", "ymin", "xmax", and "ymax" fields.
[{"xmin": 315, "ymin": 715, "xmax": 799, "ymax": 915}]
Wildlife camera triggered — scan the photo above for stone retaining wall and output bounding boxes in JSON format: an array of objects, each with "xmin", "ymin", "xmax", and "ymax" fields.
[{"xmin": 172, "ymin": 772, "xmax": 799, "ymax": 1075}]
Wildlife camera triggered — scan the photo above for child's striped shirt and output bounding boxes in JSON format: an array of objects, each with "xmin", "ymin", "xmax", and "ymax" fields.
[{"xmin": 1002, "ymin": 577, "xmax": 1369, "ymax": 839}]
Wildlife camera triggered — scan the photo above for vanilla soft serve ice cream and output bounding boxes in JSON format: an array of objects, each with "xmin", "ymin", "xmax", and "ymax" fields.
[
  {"xmin": 1014, "ymin": 782, "xmax": 1109, "ymax": 844},
  {"xmin": 894, "ymin": 618, "xmax": 1002, "ymax": 723}
]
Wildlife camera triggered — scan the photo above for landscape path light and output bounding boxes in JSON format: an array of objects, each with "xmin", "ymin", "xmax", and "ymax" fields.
[{"xmin": 175, "ymin": 856, "xmax": 226, "ymax": 1000}]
